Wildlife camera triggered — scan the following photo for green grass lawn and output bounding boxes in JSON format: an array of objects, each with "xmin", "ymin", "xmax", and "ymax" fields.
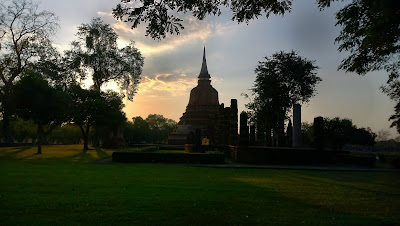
[{"xmin": 0, "ymin": 145, "xmax": 399, "ymax": 225}]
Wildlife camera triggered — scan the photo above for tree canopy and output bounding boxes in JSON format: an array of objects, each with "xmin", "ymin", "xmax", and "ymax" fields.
[
  {"xmin": 124, "ymin": 114, "xmax": 177, "ymax": 144},
  {"xmin": 68, "ymin": 84, "xmax": 127, "ymax": 150},
  {"xmin": 303, "ymin": 117, "xmax": 376, "ymax": 150},
  {"xmin": 247, "ymin": 50, "xmax": 320, "ymax": 119},
  {"xmin": 113, "ymin": 0, "xmax": 294, "ymax": 39},
  {"xmin": 334, "ymin": 0, "xmax": 400, "ymax": 76},
  {"xmin": 66, "ymin": 17, "xmax": 144, "ymax": 100},
  {"xmin": 0, "ymin": 0, "xmax": 59, "ymax": 143},
  {"xmin": 246, "ymin": 50, "xmax": 320, "ymax": 146},
  {"xmin": 14, "ymin": 72, "xmax": 70, "ymax": 153}
]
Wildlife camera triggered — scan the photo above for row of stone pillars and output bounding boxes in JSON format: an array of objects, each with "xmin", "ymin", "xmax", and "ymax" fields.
[
  {"xmin": 239, "ymin": 104, "xmax": 312, "ymax": 148},
  {"xmin": 239, "ymin": 104, "xmax": 325, "ymax": 150}
]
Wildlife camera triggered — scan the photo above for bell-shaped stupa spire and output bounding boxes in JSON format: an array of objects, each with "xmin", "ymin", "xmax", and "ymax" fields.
[{"xmin": 198, "ymin": 47, "xmax": 211, "ymax": 80}]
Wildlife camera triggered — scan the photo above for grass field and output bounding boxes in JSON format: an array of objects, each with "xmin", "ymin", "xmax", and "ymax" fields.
[{"xmin": 0, "ymin": 145, "xmax": 399, "ymax": 225}]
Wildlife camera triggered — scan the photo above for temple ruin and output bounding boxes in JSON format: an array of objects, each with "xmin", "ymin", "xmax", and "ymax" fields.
[{"xmin": 168, "ymin": 48, "xmax": 238, "ymax": 145}]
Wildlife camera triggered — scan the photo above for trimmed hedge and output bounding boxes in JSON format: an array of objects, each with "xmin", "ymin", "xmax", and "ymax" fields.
[
  {"xmin": 112, "ymin": 152, "xmax": 225, "ymax": 164},
  {"xmin": 378, "ymin": 152, "xmax": 400, "ymax": 168}
]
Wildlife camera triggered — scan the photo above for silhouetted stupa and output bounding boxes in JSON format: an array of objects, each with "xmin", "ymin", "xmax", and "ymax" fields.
[{"xmin": 168, "ymin": 48, "xmax": 238, "ymax": 145}]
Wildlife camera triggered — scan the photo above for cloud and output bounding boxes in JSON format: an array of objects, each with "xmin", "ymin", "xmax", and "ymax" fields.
[
  {"xmin": 137, "ymin": 73, "xmax": 197, "ymax": 97},
  {"xmin": 97, "ymin": 11, "xmax": 213, "ymax": 56}
]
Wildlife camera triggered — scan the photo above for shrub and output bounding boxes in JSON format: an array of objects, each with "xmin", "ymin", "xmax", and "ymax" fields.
[{"xmin": 112, "ymin": 152, "xmax": 225, "ymax": 164}]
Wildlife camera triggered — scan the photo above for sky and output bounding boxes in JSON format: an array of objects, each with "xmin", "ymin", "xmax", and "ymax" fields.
[{"xmin": 38, "ymin": 0, "xmax": 397, "ymax": 137}]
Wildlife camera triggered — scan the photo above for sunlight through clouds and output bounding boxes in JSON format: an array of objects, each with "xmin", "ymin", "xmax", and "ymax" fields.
[
  {"xmin": 97, "ymin": 11, "xmax": 213, "ymax": 57},
  {"xmin": 137, "ymin": 73, "xmax": 197, "ymax": 97}
]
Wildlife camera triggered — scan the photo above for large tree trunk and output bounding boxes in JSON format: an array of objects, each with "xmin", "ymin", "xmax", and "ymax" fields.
[
  {"xmin": 79, "ymin": 124, "xmax": 90, "ymax": 150},
  {"xmin": 2, "ymin": 94, "xmax": 14, "ymax": 144},
  {"xmin": 93, "ymin": 80, "xmax": 101, "ymax": 147},
  {"xmin": 2, "ymin": 109, "xmax": 13, "ymax": 144},
  {"xmin": 37, "ymin": 123, "xmax": 44, "ymax": 154}
]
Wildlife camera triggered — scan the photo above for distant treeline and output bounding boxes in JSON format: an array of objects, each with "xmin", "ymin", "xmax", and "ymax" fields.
[{"xmin": 0, "ymin": 114, "xmax": 176, "ymax": 146}]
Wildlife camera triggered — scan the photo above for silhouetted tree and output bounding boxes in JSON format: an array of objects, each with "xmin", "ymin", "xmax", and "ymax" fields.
[
  {"xmin": 115, "ymin": 0, "xmax": 393, "ymax": 41},
  {"xmin": 125, "ymin": 116, "xmax": 150, "ymax": 144},
  {"xmin": 97, "ymin": 91, "xmax": 127, "ymax": 148},
  {"xmin": 376, "ymin": 129, "xmax": 391, "ymax": 142},
  {"xmin": 145, "ymin": 114, "xmax": 177, "ymax": 144},
  {"xmin": 112, "ymin": 0, "xmax": 292, "ymax": 39},
  {"xmin": 14, "ymin": 72, "xmax": 69, "ymax": 154},
  {"xmin": 0, "ymin": 0, "xmax": 59, "ymax": 144},
  {"xmin": 302, "ymin": 117, "xmax": 376, "ymax": 149},
  {"xmin": 66, "ymin": 18, "xmax": 144, "ymax": 100},
  {"xmin": 387, "ymin": 101, "xmax": 400, "ymax": 135},
  {"xmin": 246, "ymin": 50, "xmax": 321, "ymax": 146},
  {"xmin": 333, "ymin": 0, "xmax": 400, "ymax": 76},
  {"xmin": 68, "ymin": 85, "xmax": 101, "ymax": 150},
  {"xmin": 324, "ymin": 117, "xmax": 376, "ymax": 150},
  {"xmin": 124, "ymin": 115, "xmax": 177, "ymax": 144},
  {"xmin": 68, "ymin": 84, "xmax": 126, "ymax": 150}
]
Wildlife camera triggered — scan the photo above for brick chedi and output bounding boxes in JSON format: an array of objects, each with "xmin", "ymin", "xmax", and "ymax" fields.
[{"xmin": 168, "ymin": 48, "xmax": 238, "ymax": 145}]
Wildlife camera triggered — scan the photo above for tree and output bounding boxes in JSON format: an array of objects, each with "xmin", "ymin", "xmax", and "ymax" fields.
[
  {"xmin": 0, "ymin": 0, "xmax": 59, "ymax": 144},
  {"xmin": 10, "ymin": 117, "xmax": 36, "ymax": 144},
  {"xmin": 126, "ymin": 116, "xmax": 150, "ymax": 144},
  {"xmin": 14, "ymin": 72, "xmax": 69, "ymax": 154},
  {"xmin": 68, "ymin": 84, "xmax": 101, "ymax": 150},
  {"xmin": 66, "ymin": 18, "xmax": 144, "ymax": 100},
  {"xmin": 123, "ymin": 115, "xmax": 177, "ymax": 144},
  {"xmin": 96, "ymin": 91, "xmax": 127, "ymax": 148},
  {"xmin": 113, "ymin": 0, "xmax": 292, "ymax": 39},
  {"xmin": 376, "ymin": 129, "xmax": 391, "ymax": 142},
  {"xmin": 145, "ymin": 114, "xmax": 177, "ymax": 143},
  {"xmin": 48, "ymin": 125, "xmax": 81, "ymax": 145},
  {"xmin": 114, "ymin": 0, "xmax": 370, "ymax": 40},
  {"xmin": 333, "ymin": 0, "xmax": 400, "ymax": 76},
  {"xmin": 323, "ymin": 117, "xmax": 376, "ymax": 150},
  {"xmin": 68, "ymin": 84, "xmax": 126, "ymax": 150},
  {"xmin": 246, "ymin": 50, "xmax": 321, "ymax": 145}
]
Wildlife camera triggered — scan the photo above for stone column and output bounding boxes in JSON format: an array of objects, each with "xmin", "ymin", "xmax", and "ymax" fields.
[
  {"xmin": 239, "ymin": 111, "xmax": 249, "ymax": 146},
  {"xmin": 229, "ymin": 99, "xmax": 238, "ymax": 145},
  {"xmin": 286, "ymin": 119, "xmax": 293, "ymax": 147},
  {"xmin": 292, "ymin": 104, "xmax": 302, "ymax": 147},
  {"xmin": 249, "ymin": 125, "xmax": 255, "ymax": 146},
  {"xmin": 314, "ymin": 116, "xmax": 324, "ymax": 151}
]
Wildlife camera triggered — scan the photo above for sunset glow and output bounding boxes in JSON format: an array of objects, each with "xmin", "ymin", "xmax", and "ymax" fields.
[{"xmin": 37, "ymin": 0, "xmax": 397, "ymax": 137}]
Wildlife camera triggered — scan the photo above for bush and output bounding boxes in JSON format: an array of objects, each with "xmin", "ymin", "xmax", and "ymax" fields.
[
  {"xmin": 378, "ymin": 152, "xmax": 400, "ymax": 168},
  {"xmin": 112, "ymin": 152, "xmax": 225, "ymax": 164}
]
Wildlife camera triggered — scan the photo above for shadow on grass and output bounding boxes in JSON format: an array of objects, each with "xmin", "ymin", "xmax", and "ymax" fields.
[
  {"xmin": 0, "ymin": 146, "xmax": 33, "ymax": 159},
  {"xmin": 288, "ymin": 171, "xmax": 400, "ymax": 196},
  {"xmin": 95, "ymin": 148, "xmax": 110, "ymax": 159},
  {"xmin": 56, "ymin": 147, "xmax": 111, "ymax": 163},
  {"xmin": 232, "ymin": 175, "xmax": 399, "ymax": 224}
]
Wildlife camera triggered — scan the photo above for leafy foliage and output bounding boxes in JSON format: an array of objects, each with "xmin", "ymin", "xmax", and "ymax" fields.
[
  {"xmin": 112, "ymin": 0, "xmax": 292, "ymax": 39},
  {"xmin": 381, "ymin": 74, "xmax": 400, "ymax": 134},
  {"xmin": 302, "ymin": 117, "xmax": 376, "ymax": 150},
  {"xmin": 48, "ymin": 125, "xmax": 81, "ymax": 145},
  {"xmin": 66, "ymin": 18, "xmax": 144, "ymax": 100},
  {"xmin": 9, "ymin": 117, "xmax": 36, "ymax": 144},
  {"xmin": 334, "ymin": 0, "xmax": 400, "ymax": 75},
  {"xmin": 124, "ymin": 114, "xmax": 177, "ymax": 144},
  {"xmin": 68, "ymin": 84, "xmax": 126, "ymax": 150},
  {"xmin": 13, "ymin": 72, "xmax": 70, "ymax": 153},
  {"xmin": 246, "ymin": 50, "xmax": 320, "ymax": 144},
  {"xmin": 0, "ymin": 0, "xmax": 59, "ymax": 143}
]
